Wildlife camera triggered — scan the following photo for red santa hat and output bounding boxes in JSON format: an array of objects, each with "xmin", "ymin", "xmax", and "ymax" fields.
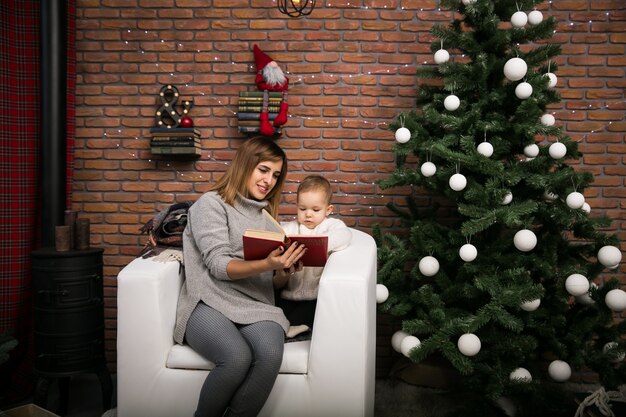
[{"xmin": 253, "ymin": 44, "xmax": 274, "ymax": 73}]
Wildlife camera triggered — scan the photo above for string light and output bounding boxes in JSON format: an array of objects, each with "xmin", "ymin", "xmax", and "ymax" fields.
[{"xmin": 102, "ymin": 5, "xmax": 624, "ymax": 216}]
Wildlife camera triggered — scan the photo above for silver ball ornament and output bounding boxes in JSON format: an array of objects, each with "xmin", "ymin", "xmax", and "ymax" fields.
[
  {"xmin": 503, "ymin": 57, "xmax": 528, "ymax": 81},
  {"xmin": 420, "ymin": 161, "xmax": 437, "ymax": 177},
  {"xmin": 444, "ymin": 94, "xmax": 460, "ymax": 111},
  {"xmin": 395, "ymin": 127, "xmax": 411, "ymax": 143}
]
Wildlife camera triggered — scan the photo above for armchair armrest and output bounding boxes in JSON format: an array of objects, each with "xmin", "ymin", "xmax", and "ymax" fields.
[
  {"xmin": 307, "ymin": 228, "xmax": 377, "ymax": 416},
  {"xmin": 116, "ymin": 258, "xmax": 183, "ymax": 410}
]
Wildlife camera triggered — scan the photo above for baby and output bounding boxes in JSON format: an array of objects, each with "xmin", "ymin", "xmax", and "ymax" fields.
[{"xmin": 278, "ymin": 175, "xmax": 351, "ymax": 337}]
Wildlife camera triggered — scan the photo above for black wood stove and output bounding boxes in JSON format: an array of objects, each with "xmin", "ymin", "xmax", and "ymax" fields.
[{"xmin": 31, "ymin": 247, "xmax": 112, "ymax": 414}]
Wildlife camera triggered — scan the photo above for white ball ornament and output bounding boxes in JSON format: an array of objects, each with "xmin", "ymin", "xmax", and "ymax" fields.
[
  {"xmin": 515, "ymin": 82, "xmax": 533, "ymax": 99},
  {"xmin": 520, "ymin": 298, "xmax": 541, "ymax": 312},
  {"xmin": 511, "ymin": 11, "xmax": 528, "ymax": 28},
  {"xmin": 603, "ymin": 342, "xmax": 625, "ymax": 363},
  {"xmin": 565, "ymin": 273, "xmax": 590, "ymax": 296},
  {"xmin": 541, "ymin": 113, "xmax": 555, "ymax": 126},
  {"xmin": 545, "ymin": 72, "xmax": 558, "ymax": 88},
  {"xmin": 400, "ymin": 335, "xmax": 421, "ymax": 357},
  {"xmin": 434, "ymin": 49, "xmax": 450, "ymax": 64},
  {"xmin": 582, "ymin": 202, "xmax": 591, "ymax": 214},
  {"xmin": 524, "ymin": 144, "xmax": 539, "ymax": 158},
  {"xmin": 514, "ymin": 229, "xmax": 537, "ymax": 252},
  {"xmin": 449, "ymin": 173, "xmax": 467, "ymax": 191},
  {"xmin": 444, "ymin": 94, "xmax": 460, "ymax": 111},
  {"xmin": 419, "ymin": 256, "xmax": 440, "ymax": 276},
  {"xmin": 395, "ymin": 127, "xmax": 411, "ymax": 143},
  {"xmin": 420, "ymin": 161, "xmax": 437, "ymax": 177},
  {"xmin": 597, "ymin": 245, "xmax": 622, "ymax": 268},
  {"xmin": 458, "ymin": 333, "xmax": 481, "ymax": 357},
  {"xmin": 605, "ymin": 289, "xmax": 626, "ymax": 312},
  {"xmin": 549, "ymin": 142, "xmax": 567, "ymax": 159},
  {"xmin": 576, "ymin": 283, "xmax": 597, "ymax": 305},
  {"xmin": 528, "ymin": 10, "xmax": 544, "ymax": 25},
  {"xmin": 503, "ymin": 57, "xmax": 528, "ymax": 81},
  {"xmin": 477, "ymin": 142, "xmax": 494, "ymax": 157},
  {"xmin": 462, "ymin": 0, "xmax": 476, "ymax": 5},
  {"xmin": 543, "ymin": 190, "xmax": 558, "ymax": 202},
  {"xmin": 501, "ymin": 192, "xmax": 513, "ymax": 205},
  {"xmin": 548, "ymin": 360, "xmax": 571, "ymax": 382},
  {"xmin": 566, "ymin": 191, "xmax": 585, "ymax": 209},
  {"xmin": 510, "ymin": 367, "xmax": 532, "ymax": 382},
  {"xmin": 459, "ymin": 244, "xmax": 478, "ymax": 262},
  {"xmin": 376, "ymin": 284, "xmax": 389, "ymax": 304},
  {"xmin": 391, "ymin": 330, "xmax": 409, "ymax": 353}
]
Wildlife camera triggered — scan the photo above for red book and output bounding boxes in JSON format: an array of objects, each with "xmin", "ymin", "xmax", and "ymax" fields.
[{"xmin": 242, "ymin": 211, "xmax": 328, "ymax": 267}]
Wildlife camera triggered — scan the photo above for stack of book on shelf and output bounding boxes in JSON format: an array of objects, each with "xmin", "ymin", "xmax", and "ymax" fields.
[
  {"xmin": 150, "ymin": 127, "xmax": 201, "ymax": 157},
  {"xmin": 237, "ymin": 91, "xmax": 282, "ymax": 134}
]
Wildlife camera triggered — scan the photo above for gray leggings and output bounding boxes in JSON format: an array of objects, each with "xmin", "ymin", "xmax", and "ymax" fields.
[{"xmin": 185, "ymin": 302, "xmax": 285, "ymax": 417}]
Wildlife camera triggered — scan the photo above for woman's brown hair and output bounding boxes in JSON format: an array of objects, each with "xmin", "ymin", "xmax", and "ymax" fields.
[{"xmin": 210, "ymin": 136, "xmax": 287, "ymax": 218}]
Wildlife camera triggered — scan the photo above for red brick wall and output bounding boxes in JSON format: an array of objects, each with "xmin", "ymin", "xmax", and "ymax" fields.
[{"xmin": 73, "ymin": 0, "xmax": 626, "ymax": 371}]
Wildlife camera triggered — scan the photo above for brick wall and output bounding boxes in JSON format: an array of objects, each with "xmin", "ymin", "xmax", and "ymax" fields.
[{"xmin": 73, "ymin": 0, "xmax": 626, "ymax": 372}]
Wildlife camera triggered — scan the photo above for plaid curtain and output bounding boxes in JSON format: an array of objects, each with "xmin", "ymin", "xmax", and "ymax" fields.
[
  {"xmin": 0, "ymin": 0, "xmax": 41, "ymax": 401},
  {"xmin": 0, "ymin": 0, "xmax": 75, "ymax": 402}
]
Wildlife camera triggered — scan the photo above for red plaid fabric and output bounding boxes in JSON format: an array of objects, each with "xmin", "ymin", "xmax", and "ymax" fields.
[
  {"xmin": 0, "ymin": 0, "xmax": 41, "ymax": 401},
  {"xmin": 0, "ymin": 0, "xmax": 76, "ymax": 402}
]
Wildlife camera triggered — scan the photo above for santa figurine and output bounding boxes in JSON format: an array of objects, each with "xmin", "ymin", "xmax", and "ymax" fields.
[{"xmin": 253, "ymin": 44, "xmax": 289, "ymax": 136}]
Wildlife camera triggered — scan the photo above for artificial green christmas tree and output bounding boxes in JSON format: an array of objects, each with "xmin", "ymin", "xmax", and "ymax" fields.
[{"xmin": 374, "ymin": 1, "xmax": 625, "ymax": 416}]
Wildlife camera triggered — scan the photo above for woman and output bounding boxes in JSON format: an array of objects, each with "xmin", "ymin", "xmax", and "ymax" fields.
[{"xmin": 174, "ymin": 136, "xmax": 306, "ymax": 417}]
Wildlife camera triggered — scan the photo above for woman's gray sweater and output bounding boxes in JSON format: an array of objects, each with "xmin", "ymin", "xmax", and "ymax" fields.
[{"xmin": 173, "ymin": 191, "xmax": 290, "ymax": 344}]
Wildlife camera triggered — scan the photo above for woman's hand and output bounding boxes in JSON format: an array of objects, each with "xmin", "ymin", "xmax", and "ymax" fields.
[
  {"xmin": 226, "ymin": 242, "xmax": 305, "ymax": 281},
  {"xmin": 267, "ymin": 242, "xmax": 306, "ymax": 271}
]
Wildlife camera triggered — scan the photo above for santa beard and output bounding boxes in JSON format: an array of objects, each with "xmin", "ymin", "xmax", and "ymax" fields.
[{"xmin": 262, "ymin": 63, "xmax": 287, "ymax": 88}]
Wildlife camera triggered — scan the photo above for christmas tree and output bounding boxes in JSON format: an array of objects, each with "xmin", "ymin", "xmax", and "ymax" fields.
[{"xmin": 374, "ymin": 1, "xmax": 625, "ymax": 415}]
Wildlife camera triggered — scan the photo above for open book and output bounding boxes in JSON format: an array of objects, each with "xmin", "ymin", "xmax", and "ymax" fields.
[{"xmin": 243, "ymin": 211, "xmax": 329, "ymax": 267}]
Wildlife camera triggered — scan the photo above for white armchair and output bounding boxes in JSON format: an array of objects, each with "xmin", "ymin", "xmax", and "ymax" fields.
[{"xmin": 116, "ymin": 228, "xmax": 377, "ymax": 417}]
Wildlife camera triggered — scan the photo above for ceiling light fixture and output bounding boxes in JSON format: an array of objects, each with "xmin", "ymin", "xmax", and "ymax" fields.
[{"xmin": 277, "ymin": 0, "xmax": 315, "ymax": 18}]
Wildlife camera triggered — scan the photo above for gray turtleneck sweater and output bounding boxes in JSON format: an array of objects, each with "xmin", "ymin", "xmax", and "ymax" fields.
[{"xmin": 174, "ymin": 191, "xmax": 290, "ymax": 344}]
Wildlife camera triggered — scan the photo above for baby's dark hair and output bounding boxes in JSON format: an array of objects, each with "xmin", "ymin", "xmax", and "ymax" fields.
[{"xmin": 297, "ymin": 175, "xmax": 332, "ymax": 205}]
